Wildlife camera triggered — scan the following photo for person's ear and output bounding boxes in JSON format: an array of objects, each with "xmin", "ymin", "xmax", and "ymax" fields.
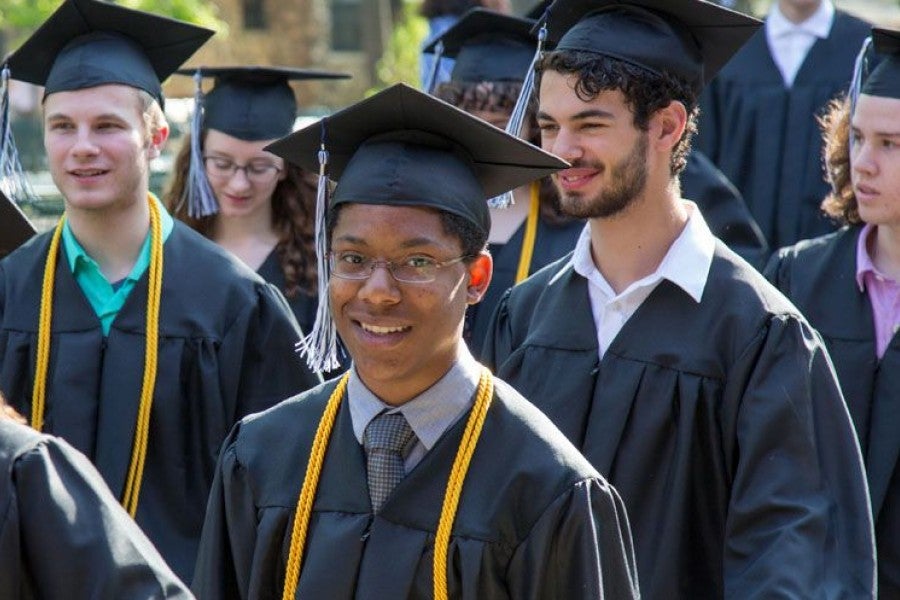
[
  {"xmin": 466, "ymin": 253, "xmax": 493, "ymax": 304},
  {"xmin": 147, "ymin": 124, "xmax": 170, "ymax": 160},
  {"xmin": 650, "ymin": 100, "xmax": 687, "ymax": 153}
]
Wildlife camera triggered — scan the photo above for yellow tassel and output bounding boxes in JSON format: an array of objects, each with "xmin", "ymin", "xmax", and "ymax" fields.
[
  {"xmin": 32, "ymin": 196, "xmax": 164, "ymax": 518},
  {"xmin": 281, "ymin": 368, "xmax": 494, "ymax": 600},
  {"xmin": 514, "ymin": 181, "xmax": 541, "ymax": 284}
]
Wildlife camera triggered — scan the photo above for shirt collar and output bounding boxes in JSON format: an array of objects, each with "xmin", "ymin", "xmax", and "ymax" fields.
[
  {"xmin": 348, "ymin": 344, "xmax": 481, "ymax": 451},
  {"xmin": 767, "ymin": 0, "xmax": 834, "ymax": 40},
  {"xmin": 570, "ymin": 201, "xmax": 715, "ymax": 303},
  {"xmin": 856, "ymin": 223, "xmax": 878, "ymax": 291},
  {"xmin": 61, "ymin": 193, "xmax": 175, "ymax": 276}
]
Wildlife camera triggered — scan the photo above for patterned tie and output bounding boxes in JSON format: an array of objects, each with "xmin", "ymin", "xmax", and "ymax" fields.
[{"xmin": 363, "ymin": 412, "xmax": 416, "ymax": 513}]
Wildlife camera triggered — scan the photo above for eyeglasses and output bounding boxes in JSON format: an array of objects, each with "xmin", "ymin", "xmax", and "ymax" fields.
[
  {"xmin": 328, "ymin": 252, "xmax": 471, "ymax": 284},
  {"xmin": 203, "ymin": 156, "xmax": 282, "ymax": 184}
]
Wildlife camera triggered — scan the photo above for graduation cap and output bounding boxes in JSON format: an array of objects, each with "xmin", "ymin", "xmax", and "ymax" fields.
[
  {"xmin": 862, "ymin": 28, "xmax": 900, "ymax": 100},
  {"xmin": 422, "ymin": 9, "xmax": 537, "ymax": 86},
  {"xmin": 4, "ymin": 0, "xmax": 213, "ymax": 106},
  {"xmin": 173, "ymin": 66, "xmax": 351, "ymax": 218},
  {"xmin": 541, "ymin": 0, "xmax": 762, "ymax": 95},
  {"xmin": 0, "ymin": 189, "xmax": 36, "ymax": 259},
  {"xmin": 264, "ymin": 83, "xmax": 568, "ymax": 372}
]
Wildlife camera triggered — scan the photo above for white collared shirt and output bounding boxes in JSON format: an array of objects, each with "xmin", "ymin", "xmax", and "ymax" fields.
[
  {"xmin": 766, "ymin": 0, "xmax": 835, "ymax": 87},
  {"xmin": 348, "ymin": 344, "xmax": 481, "ymax": 472},
  {"xmin": 571, "ymin": 201, "xmax": 715, "ymax": 360}
]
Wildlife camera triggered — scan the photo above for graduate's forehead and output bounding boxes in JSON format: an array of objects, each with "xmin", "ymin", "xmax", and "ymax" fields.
[
  {"xmin": 43, "ymin": 84, "xmax": 146, "ymax": 119},
  {"xmin": 852, "ymin": 94, "xmax": 900, "ymax": 135},
  {"xmin": 537, "ymin": 72, "xmax": 631, "ymax": 122}
]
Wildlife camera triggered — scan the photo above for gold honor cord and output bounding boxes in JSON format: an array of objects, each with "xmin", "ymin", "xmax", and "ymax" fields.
[
  {"xmin": 32, "ymin": 196, "xmax": 164, "ymax": 517},
  {"xmin": 514, "ymin": 181, "xmax": 541, "ymax": 284},
  {"xmin": 282, "ymin": 368, "xmax": 495, "ymax": 600}
]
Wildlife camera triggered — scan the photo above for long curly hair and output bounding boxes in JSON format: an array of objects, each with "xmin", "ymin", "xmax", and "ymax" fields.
[
  {"xmin": 164, "ymin": 132, "xmax": 318, "ymax": 298},
  {"xmin": 434, "ymin": 79, "xmax": 571, "ymax": 225},
  {"xmin": 819, "ymin": 96, "xmax": 859, "ymax": 226}
]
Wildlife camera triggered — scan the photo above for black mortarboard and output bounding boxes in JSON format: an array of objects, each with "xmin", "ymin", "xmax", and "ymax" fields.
[
  {"xmin": 172, "ymin": 65, "xmax": 351, "ymax": 219},
  {"xmin": 175, "ymin": 66, "xmax": 351, "ymax": 141},
  {"xmin": 422, "ymin": 9, "xmax": 537, "ymax": 84},
  {"xmin": 0, "ymin": 190, "xmax": 36, "ymax": 258},
  {"xmin": 862, "ymin": 28, "xmax": 900, "ymax": 100},
  {"xmin": 543, "ymin": 0, "xmax": 761, "ymax": 94},
  {"xmin": 4, "ymin": 0, "xmax": 213, "ymax": 106},
  {"xmin": 264, "ymin": 83, "xmax": 567, "ymax": 371}
]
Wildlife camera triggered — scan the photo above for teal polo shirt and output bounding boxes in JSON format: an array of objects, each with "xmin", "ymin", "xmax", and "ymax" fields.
[{"xmin": 61, "ymin": 196, "xmax": 174, "ymax": 335}]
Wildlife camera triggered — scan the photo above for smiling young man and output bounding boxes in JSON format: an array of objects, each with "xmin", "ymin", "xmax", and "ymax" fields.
[
  {"xmin": 0, "ymin": 0, "xmax": 318, "ymax": 582},
  {"xmin": 765, "ymin": 28, "xmax": 900, "ymax": 597},
  {"xmin": 192, "ymin": 84, "xmax": 641, "ymax": 599},
  {"xmin": 483, "ymin": 0, "xmax": 875, "ymax": 597}
]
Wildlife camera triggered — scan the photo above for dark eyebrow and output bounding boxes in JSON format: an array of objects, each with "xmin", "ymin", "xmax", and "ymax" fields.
[{"xmin": 537, "ymin": 109, "xmax": 616, "ymax": 122}]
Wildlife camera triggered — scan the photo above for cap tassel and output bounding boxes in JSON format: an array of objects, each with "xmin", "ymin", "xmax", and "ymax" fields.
[
  {"xmin": 298, "ymin": 120, "xmax": 341, "ymax": 373},
  {"xmin": 848, "ymin": 36, "xmax": 873, "ymax": 117},
  {"xmin": 0, "ymin": 64, "xmax": 37, "ymax": 205},
  {"xmin": 425, "ymin": 40, "xmax": 445, "ymax": 94},
  {"xmin": 488, "ymin": 22, "xmax": 548, "ymax": 209},
  {"xmin": 184, "ymin": 70, "xmax": 218, "ymax": 218}
]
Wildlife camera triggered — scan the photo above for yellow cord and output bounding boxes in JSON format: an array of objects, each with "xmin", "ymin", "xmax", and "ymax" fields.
[
  {"xmin": 121, "ymin": 197, "xmax": 164, "ymax": 517},
  {"xmin": 31, "ymin": 217, "xmax": 65, "ymax": 430},
  {"xmin": 514, "ymin": 181, "xmax": 541, "ymax": 284},
  {"xmin": 433, "ymin": 367, "xmax": 493, "ymax": 600},
  {"xmin": 282, "ymin": 372, "xmax": 350, "ymax": 600},
  {"xmin": 281, "ymin": 368, "xmax": 494, "ymax": 600},
  {"xmin": 31, "ymin": 196, "xmax": 164, "ymax": 518}
]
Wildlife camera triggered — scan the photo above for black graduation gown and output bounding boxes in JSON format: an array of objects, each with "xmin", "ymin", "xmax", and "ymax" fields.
[
  {"xmin": 697, "ymin": 11, "xmax": 871, "ymax": 250},
  {"xmin": 0, "ymin": 419, "xmax": 193, "ymax": 599},
  {"xmin": 682, "ymin": 151, "xmax": 769, "ymax": 269},
  {"xmin": 193, "ymin": 377, "xmax": 642, "ymax": 599},
  {"xmin": 0, "ymin": 222, "xmax": 319, "ymax": 583},
  {"xmin": 483, "ymin": 243, "xmax": 875, "ymax": 599},
  {"xmin": 256, "ymin": 248, "xmax": 317, "ymax": 337},
  {"xmin": 765, "ymin": 226, "xmax": 900, "ymax": 598}
]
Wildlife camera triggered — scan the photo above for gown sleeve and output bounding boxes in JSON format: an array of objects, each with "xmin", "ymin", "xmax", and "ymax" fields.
[
  {"xmin": 8, "ymin": 436, "xmax": 193, "ymax": 599},
  {"xmin": 192, "ymin": 428, "xmax": 258, "ymax": 600},
  {"xmin": 506, "ymin": 478, "xmax": 641, "ymax": 600},
  {"xmin": 722, "ymin": 314, "xmax": 875, "ymax": 597},
  {"xmin": 224, "ymin": 282, "xmax": 320, "ymax": 420}
]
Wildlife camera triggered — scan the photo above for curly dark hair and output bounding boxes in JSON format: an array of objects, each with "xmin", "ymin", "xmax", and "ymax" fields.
[
  {"xmin": 164, "ymin": 132, "xmax": 318, "ymax": 298},
  {"xmin": 326, "ymin": 202, "xmax": 487, "ymax": 260},
  {"xmin": 535, "ymin": 49, "xmax": 699, "ymax": 177},
  {"xmin": 819, "ymin": 96, "xmax": 859, "ymax": 226}
]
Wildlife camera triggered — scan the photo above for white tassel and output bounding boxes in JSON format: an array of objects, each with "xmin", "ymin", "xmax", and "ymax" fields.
[
  {"xmin": 488, "ymin": 23, "xmax": 547, "ymax": 209},
  {"xmin": 848, "ymin": 36, "xmax": 872, "ymax": 117},
  {"xmin": 300, "ymin": 124, "xmax": 341, "ymax": 373},
  {"xmin": 0, "ymin": 64, "xmax": 37, "ymax": 205},
  {"xmin": 184, "ymin": 70, "xmax": 218, "ymax": 218}
]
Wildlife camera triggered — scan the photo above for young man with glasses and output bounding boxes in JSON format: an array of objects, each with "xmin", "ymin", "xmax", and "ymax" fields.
[
  {"xmin": 0, "ymin": 0, "xmax": 318, "ymax": 582},
  {"xmin": 192, "ymin": 83, "xmax": 641, "ymax": 599}
]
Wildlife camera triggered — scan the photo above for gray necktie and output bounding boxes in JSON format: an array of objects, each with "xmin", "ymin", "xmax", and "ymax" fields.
[{"xmin": 363, "ymin": 412, "xmax": 416, "ymax": 513}]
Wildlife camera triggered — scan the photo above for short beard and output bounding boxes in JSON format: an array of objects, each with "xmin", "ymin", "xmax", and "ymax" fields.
[{"xmin": 556, "ymin": 132, "xmax": 649, "ymax": 220}]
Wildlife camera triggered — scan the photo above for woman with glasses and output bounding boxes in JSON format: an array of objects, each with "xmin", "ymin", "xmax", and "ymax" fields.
[{"xmin": 165, "ymin": 66, "xmax": 349, "ymax": 336}]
